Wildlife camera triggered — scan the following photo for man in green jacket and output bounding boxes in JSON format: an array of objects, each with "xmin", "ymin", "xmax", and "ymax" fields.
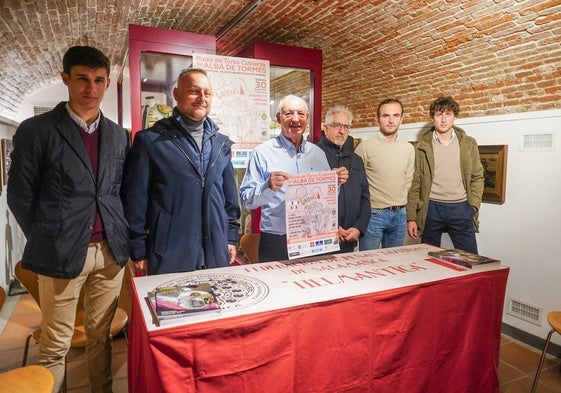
[{"xmin": 406, "ymin": 96, "xmax": 484, "ymax": 253}]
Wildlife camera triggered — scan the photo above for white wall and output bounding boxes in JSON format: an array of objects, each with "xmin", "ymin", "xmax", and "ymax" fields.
[{"xmin": 353, "ymin": 109, "xmax": 561, "ymax": 345}]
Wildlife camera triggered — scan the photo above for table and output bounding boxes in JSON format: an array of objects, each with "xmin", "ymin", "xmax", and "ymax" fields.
[{"xmin": 128, "ymin": 244, "xmax": 509, "ymax": 393}]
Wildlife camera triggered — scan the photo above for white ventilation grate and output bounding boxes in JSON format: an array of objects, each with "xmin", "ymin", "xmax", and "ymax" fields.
[
  {"xmin": 506, "ymin": 297, "xmax": 542, "ymax": 326},
  {"xmin": 521, "ymin": 133, "xmax": 554, "ymax": 152}
]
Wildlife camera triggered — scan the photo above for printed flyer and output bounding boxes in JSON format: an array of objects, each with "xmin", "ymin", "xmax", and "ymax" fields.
[
  {"xmin": 192, "ymin": 53, "xmax": 270, "ymax": 148},
  {"xmin": 285, "ymin": 170, "xmax": 340, "ymax": 259}
]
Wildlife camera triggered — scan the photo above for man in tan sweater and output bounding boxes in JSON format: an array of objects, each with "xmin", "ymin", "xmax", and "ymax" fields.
[{"xmin": 355, "ymin": 98, "xmax": 415, "ymax": 250}]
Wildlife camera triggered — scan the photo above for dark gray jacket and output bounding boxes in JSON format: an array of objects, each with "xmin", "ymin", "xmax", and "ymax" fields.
[
  {"xmin": 7, "ymin": 102, "xmax": 130, "ymax": 278},
  {"xmin": 318, "ymin": 134, "xmax": 370, "ymax": 252}
]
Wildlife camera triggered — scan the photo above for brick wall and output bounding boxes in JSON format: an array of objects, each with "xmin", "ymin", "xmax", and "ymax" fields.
[
  {"xmin": 271, "ymin": 70, "xmax": 310, "ymax": 110},
  {"xmin": 220, "ymin": 0, "xmax": 561, "ymax": 127},
  {"xmin": 1, "ymin": 0, "xmax": 560, "ymax": 126},
  {"xmin": 318, "ymin": 0, "xmax": 561, "ymax": 126}
]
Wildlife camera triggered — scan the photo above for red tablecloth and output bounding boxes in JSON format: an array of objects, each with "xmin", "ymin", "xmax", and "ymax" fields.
[{"xmin": 128, "ymin": 265, "xmax": 508, "ymax": 393}]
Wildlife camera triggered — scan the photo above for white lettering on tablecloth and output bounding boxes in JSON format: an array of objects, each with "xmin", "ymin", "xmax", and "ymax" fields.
[{"xmin": 291, "ymin": 262, "xmax": 428, "ymax": 289}]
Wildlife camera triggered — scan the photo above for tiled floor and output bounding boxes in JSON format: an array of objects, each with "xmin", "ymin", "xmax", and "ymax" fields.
[
  {"xmin": 500, "ymin": 335, "xmax": 561, "ymax": 393},
  {"xmin": 0, "ymin": 292, "xmax": 128, "ymax": 392},
  {"xmin": 1, "ymin": 292, "xmax": 560, "ymax": 392}
]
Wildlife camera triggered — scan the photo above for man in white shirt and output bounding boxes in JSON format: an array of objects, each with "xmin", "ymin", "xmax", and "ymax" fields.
[{"xmin": 240, "ymin": 95, "xmax": 348, "ymax": 262}]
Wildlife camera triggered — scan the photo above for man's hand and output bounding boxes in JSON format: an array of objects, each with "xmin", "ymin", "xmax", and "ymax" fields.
[
  {"xmin": 338, "ymin": 226, "xmax": 360, "ymax": 242},
  {"xmin": 269, "ymin": 171, "xmax": 290, "ymax": 191},
  {"xmin": 407, "ymin": 221, "xmax": 418, "ymax": 239},
  {"xmin": 133, "ymin": 259, "xmax": 148, "ymax": 276},
  {"xmin": 228, "ymin": 244, "xmax": 237, "ymax": 265},
  {"xmin": 334, "ymin": 167, "xmax": 349, "ymax": 185}
]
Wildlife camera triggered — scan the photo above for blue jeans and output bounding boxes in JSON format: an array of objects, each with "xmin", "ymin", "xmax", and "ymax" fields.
[
  {"xmin": 359, "ymin": 207, "xmax": 406, "ymax": 250},
  {"xmin": 422, "ymin": 200, "xmax": 478, "ymax": 254}
]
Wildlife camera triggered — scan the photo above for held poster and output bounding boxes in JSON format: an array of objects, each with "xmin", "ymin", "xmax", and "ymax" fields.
[
  {"xmin": 192, "ymin": 53, "xmax": 270, "ymax": 159},
  {"xmin": 285, "ymin": 171, "xmax": 340, "ymax": 259}
]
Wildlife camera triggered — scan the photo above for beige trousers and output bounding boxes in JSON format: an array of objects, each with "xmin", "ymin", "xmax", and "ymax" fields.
[{"xmin": 37, "ymin": 240, "xmax": 124, "ymax": 393}]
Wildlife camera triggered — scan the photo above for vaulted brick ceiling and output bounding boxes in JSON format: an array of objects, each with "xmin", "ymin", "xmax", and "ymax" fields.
[{"xmin": 1, "ymin": 0, "xmax": 560, "ymax": 126}]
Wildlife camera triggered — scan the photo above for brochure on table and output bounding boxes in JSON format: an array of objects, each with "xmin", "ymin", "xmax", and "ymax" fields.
[{"xmin": 133, "ymin": 244, "xmax": 508, "ymax": 331}]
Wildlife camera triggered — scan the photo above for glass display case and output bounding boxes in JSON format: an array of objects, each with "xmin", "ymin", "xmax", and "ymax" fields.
[
  {"xmin": 128, "ymin": 24, "xmax": 216, "ymax": 137},
  {"xmin": 237, "ymin": 41, "xmax": 322, "ymax": 142},
  {"xmin": 128, "ymin": 26, "xmax": 322, "ymax": 142}
]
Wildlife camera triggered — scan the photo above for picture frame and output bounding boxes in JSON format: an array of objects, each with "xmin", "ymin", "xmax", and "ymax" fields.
[{"xmin": 479, "ymin": 145, "xmax": 508, "ymax": 204}]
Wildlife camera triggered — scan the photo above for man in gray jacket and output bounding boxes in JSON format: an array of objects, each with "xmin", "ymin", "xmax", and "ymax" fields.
[
  {"xmin": 7, "ymin": 46, "xmax": 129, "ymax": 393},
  {"xmin": 317, "ymin": 106, "xmax": 370, "ymax": 253}
]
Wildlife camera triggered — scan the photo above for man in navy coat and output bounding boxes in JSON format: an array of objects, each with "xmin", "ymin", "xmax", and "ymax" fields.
[{"xmin": 122, "ymin": 68, "xmax": 240, "ymax": 275}]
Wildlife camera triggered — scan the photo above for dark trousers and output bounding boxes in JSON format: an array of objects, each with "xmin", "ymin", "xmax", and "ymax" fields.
[
  {"xmin": 259, "ymin": 232, "xmax": 356, "ymax": 262},
  {"xmin": 259, "ymin": 232, "xmax": 289, "ymax": 262},
  {"xmin": 338, "ymin": 241, "xmax": 358, "ymax": 254},
  {"xmin": 422, "ymin": 200, "xmax": 478, "ymax": 254}
]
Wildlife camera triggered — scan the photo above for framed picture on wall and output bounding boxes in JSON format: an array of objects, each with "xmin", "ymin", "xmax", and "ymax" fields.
[
  {"xmin": 479, "ymin": 145, "xmax": 508, "ymax": 204},
  {"xmin": 2, "ymin": 138, "xmax": 13, "ymax": 187}
]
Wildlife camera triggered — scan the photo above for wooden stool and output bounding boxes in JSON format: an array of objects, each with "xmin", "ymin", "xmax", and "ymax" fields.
[
  {"xmin": 530, "ymin": 311, "xmax": 561, "ymax": 393},
  {"xmin": 0, "ymin": 365, "xmax": 54, "ymax": 393},
  {"xmin": 15, "ymin": 260, "xmax": 129, "ymax": 392},
  {"xmin": 240, "ymin": 233, "xmax": 260, "ymax": 263}
]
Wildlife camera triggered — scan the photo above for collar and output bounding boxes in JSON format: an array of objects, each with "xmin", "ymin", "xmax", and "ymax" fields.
[
  {"xmin": 320, "ymin": 135, "xmax": 340, "ymax": 149},
  {"xmin": 433, "ymin": 129, "xmax": 456, "ymax": 146},
  {"xmin": 65, "ymin": 103, "xmax": 100, "ymax": 134},
  {"xmin": 176, "ymin": 111, "xmax": 205, "ymax": 133},
  {"xmin": 278, "ymin": 133, "xmax": 306, "ymax": 153},
  {"xmin": 321, "ymin": 135, "xmax": 355, "ymax": 154},
  {"xmin": 378, "ymin": 132, "xmax": 400, "ymax": 143}
]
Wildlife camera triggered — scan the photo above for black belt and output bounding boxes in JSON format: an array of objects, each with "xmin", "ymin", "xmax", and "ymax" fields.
[{"xmin": 384, "ymin": 205, "xmax": 405, "ymax": 211}]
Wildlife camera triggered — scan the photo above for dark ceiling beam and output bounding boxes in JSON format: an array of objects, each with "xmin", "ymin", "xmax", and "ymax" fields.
[{"xmin": 216, "ymin": 0, "xmax": 267, "ymax": 41}]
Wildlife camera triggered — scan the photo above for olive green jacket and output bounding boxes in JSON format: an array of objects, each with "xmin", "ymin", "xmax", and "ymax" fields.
[{"xmin": 406, "ymin": 125, "xmax": 484, "ymax": 236}]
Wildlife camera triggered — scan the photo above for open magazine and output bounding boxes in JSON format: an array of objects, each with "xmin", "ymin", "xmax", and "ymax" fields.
[
  {"xmin": 428, "ymin": 249, "xmax": 500, "ymax": 269},
  {"xmin": 146, "ymin": 282, "xmax": 220, "ymax": 325}
]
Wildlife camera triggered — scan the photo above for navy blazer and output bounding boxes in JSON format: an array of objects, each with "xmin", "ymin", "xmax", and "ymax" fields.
[{"xmin": 7, "ymin": 102, "xmax": 130, "ymax": 278}]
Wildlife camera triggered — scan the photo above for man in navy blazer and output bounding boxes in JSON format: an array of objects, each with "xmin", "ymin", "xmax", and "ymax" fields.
[
  {"xmin": 7, "ymin": 46, "xmax": 129, "ymax": 393},
  {"xmin": 122, "ymin": 68, "xmax": 240, "ymax": 276}
]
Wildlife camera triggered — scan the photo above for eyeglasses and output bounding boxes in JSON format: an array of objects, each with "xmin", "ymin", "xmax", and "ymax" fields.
[
  {"xmin": 281, "ymin": 110, "xmax": 308, "ymax": 119},
  {"xmin": 328, "ymin": 122, "xmax": 352, "ymax": 131}
]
